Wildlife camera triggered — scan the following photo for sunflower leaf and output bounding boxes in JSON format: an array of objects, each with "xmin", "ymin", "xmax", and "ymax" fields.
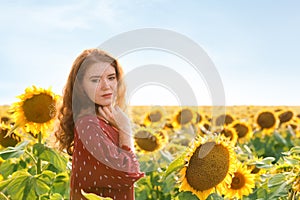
[
  {"xmin": 5, "ymin": 170, "xmax": 33, "ymax": 200},
  {"xmin": 33, "ymin": 143, "xmax": 68, "ymax": 172},
  {"xmin": 49, "ymin": 193, "xmax": 64, "ymax": 200},
  {"xmin": 81, "ymin": 190, "xmax": 112, "ymax": 200},
  {"xmin": 177, "ymin": 191, "xmax": 198, "ymax": 200},
  {"xmin": 0, "ymin": 192, "xmax": 9, "ymax": 200},
  {"xmin": 268, "ymin": 181, "xmax": 289, "ymax": 199},
  {"xmin": 290, "ymin": 146, "xmax": 300, "ymax": 154},
  {"xmin": 162, "ymin": 150, "xmax": 187, "ymax": 180},
  {"xmin": 268, "ymin": 173, "xmax": 285, "ymax": 188},
  {"xmin": 273, "ymin": 131, "xmax": 287, "ymax": 145},
  {"xmin": 0, "ymin": 140, "xmax": 29, "ymax": 160},
  {"xmin": 50, "ymin": 172, "xmax": 70, "ymax": 196}
]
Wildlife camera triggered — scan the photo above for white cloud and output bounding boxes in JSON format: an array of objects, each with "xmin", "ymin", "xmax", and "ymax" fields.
[{"xmin": 0, "ymin": 1, "xmax": 121, "ymax": 32}]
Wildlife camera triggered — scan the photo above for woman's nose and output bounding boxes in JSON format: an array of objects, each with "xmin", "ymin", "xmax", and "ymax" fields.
[{"xmin": 100, "ymin": 79, "xmax": 110, "ymax": 89}]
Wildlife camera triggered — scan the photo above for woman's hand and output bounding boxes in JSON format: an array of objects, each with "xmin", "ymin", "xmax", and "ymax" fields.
[{"xmin": 98, "ymin": 106, "xmax": 133, "ymax": 148}]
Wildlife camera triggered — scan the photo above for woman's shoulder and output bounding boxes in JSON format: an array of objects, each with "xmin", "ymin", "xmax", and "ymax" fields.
[
  {"xmin": 75, "ymin": 114, "xmax": 100, "ymax": 125},
  {"xmin": 75, "ymin": 114, "xmax": 109, "ymax": 126}
]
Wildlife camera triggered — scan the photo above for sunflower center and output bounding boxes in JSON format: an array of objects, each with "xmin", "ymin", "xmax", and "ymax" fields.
[
  {"xmin": 231, "ymin": 172, "xmax": 246, "ymax": 190},
  {"xmin": 185, "ymin": 142, "xmax": 230, "ymax": 191},
  {"xmin": 221, "ymin": 129, "xmax": 233, "ymax": 140},
  {"xmin": 176, "ymin": 109, "xmax": 193, "ymax": 125},
  {"xmin": 216, "ymin": 114, "xmax": 233, "ymax": 126},
  {"xmin": 257, "ymin": 112, "xmax": 276, "ymax": 129},
  {"xmin": 279, "ymin": 111, "xmax": 293, "ymax": 123},
  {"xmin": 134, "ymin": 130, "xmax": 158, "ymax": 152},
  {"xmin": 22, "ymin": 94, "xmax": 56, "ymax": 123},
  {"xmin": 233, "ymin": 124, "xmax": 248, "ymax": 138},
  {"xmin": 148, "ymin": 111, "xmax": 162, "ymax": 123},
  {"xmin": 251, "ymin": 166, "xmax": 260, "ymax": 174},
  {"xmin": 0, "ymin": 128, "xmax": 20, "ymax": 147}
]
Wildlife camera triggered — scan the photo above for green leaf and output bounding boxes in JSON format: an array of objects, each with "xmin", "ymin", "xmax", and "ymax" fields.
[
  {"xmin": 6, "ymin": 170, "xmax": 32, "ymax": 200},
  {"xmin": 51, "ymin": 172, "xmax": 70, "ymax": 196},
  {"xmin": 177, "ymin": 191, "xmax": 198, "ymax": 200},
  {"xmin": 0, "ymin": 179, "xmax": 12, "ymax": 192},
  {"xmin": 0, "ymin": 141, "xmax": 29, "ymax": 160},
  {"xmin": 33, "ymin": 143, "xmax": 68, "ymax": 172},
  {"xmin": 4, "ymin": 169, "xmax": 54, "ymax": 199},
  {"xmin": 37, "ymin": 170, "xmax": 56, "ymax": 185},
  {"xmin": 0, "ymin": 192, "xmax": 9, "ymax": 200},
  {"xmin": 163, "ymin": 150, "xmax": 186, "ymax": 180},
  {"xmin": 255, "ymin": 157, "xmax": 275, "ymax": 169},
  {"xmin": 273, "ymin": 131, "xmax": 287, "ymax": 145},
  {"xmin": 34, "ymin": 176, "xmax": 51, "ymax": 195},
  {"xmin": 159, "ymin": 150, "xmax": 173, "ymax": 163},
  {"xmin": 207, "ymin": 193, "xmax": 223, "ymax": 200},
  {"xmin": 0, "ymin": 159, "xmax": 22, "ymax": 178},
  {"xmin": 268, "ymin": 181, "xmax": 289, "ymax": 199},
  {"xmin": 81, "ymin": 190, "xmax": 112, "ymax": 200},
  {"xmin": 268, "ymin": 173, "xmax": 285, "ymax": 188},
  {"xmin": 49, "ymin": 193, "xmax": 64, "ymax": 200},
  {"xmin": 290, "ymin": 146, "xmax": 300, "ymax": 154}
]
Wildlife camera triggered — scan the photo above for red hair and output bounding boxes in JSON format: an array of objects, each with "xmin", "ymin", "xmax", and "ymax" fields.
[{"xmin": 55, "ymin": 48, "xmax": 126, "ymax": 155}]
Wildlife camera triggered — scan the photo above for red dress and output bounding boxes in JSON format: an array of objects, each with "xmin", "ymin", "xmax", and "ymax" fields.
[{"xmin": 70, "ymin": 115, "xmax": 144, "ymax": 200}]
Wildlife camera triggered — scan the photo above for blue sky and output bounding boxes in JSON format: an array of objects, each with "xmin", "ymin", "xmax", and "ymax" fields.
[{"xmin": 0, "ymin": 0, "xmax": 300, "ymax": 106}]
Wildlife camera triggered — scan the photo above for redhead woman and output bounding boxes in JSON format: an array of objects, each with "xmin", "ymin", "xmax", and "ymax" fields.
[{"xmin": 55, "ymin": 48, "xmax": 144, "ymax": 200}]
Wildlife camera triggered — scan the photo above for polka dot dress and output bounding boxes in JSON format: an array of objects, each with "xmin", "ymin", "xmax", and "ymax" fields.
[{"xmin": 70, "ymin": 115, "xmax": 144, "ymax": 200}]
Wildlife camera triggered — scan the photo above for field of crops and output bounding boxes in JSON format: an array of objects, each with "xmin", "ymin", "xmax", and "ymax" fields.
[{"xmin": 1, "ymin": 100, "xmax": 300, "ymax": 199}]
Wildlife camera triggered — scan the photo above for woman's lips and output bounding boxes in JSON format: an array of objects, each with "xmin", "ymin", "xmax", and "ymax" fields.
[{"xmin": 102, "ymin": 93, "xmax": 112, "ymax": 98}]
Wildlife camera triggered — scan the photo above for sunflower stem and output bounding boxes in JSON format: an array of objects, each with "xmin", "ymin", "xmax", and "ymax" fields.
[
  {"xmin": 25, "ymin": 150, "xmax": 38, "ymax": 165},
  {"xmin": 36, "ymin": 132, "xmax": 42, "ymax": 174}
]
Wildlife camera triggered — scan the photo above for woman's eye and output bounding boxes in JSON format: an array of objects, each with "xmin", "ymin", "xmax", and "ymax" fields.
[
  {"xmin": 91, "ymin": 79, "xmax": 100, "ymax": 83},
  {"xmin": 108, "ymin": 76, "xmax": 116, "ymax": 80}
]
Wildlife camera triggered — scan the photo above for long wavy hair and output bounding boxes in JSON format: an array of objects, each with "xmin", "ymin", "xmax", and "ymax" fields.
[{"xmin": 55, "ymin": 48, "xmax": 126, "ymax": 155}]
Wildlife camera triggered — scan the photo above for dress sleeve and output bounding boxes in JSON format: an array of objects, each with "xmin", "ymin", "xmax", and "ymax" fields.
[{"xmin": 75, "ymin": 115, "xmax": 143, "ymax": 175}]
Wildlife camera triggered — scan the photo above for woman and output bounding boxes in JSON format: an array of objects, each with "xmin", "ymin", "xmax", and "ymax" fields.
[{"xmin": 55, "ymin": 48, "xmax": 144, "ymax": 200}]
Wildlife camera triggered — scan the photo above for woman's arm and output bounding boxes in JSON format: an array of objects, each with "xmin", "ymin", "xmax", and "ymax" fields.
[
  {"xmin": 75, "ymin": 115, "xmax": 140, "ymax": 174},
  {"xmin": 98, "ymin": 106, "xmax": 134, "ymax": 149}
]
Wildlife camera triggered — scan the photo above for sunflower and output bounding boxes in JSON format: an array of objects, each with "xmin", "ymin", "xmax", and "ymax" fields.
[
  {"xmin": 196, "ymin": 119, "xmax": 211, "ymax": 136},
  {"xmin": 0, "ymin": 123, "xmax": 21, "ymax": 147},
  {"xmin": 215, "ymin": 114, "xmax": 235, "ymax": 127},
  {"xmin": 10, "ymin": 86, "xmax": 60, "ymax": 137},
  {"xmin": 254, "ymin": 110, "xmax": 279, "ymax": 134},
  {"xmin": 133, "ymin": 127, "xmax": 166, "ymax": 153},
  {"xmin": 293, "ymin": 176, "xmax": 300, "ymax": 192},
  {"xmin": 225, "ymin": 162, "xmax": 256, "ymax": 199},
  {"xmin": 278, "ymin": 109, "xmax": 295, "ymax": 126},
  {"xmin": 179, "ymin": 135, "xmax": 236, "ymax": 200},
  {"xmin": 0, "ymin": 116, "xmax": 11, "ymax": 125},
  {"xmin": 230, "ymin": 121, "xmax": 253, "ymax": 143},
  {"xmin": 143, "ymin": 107, "xmax": 165, "ymax": 127},
  {"xmin": 219, "ymin": 126, "xmax": 238, "ymax": 145},
  {"xmin": 172, "ymin": 108, "xmax": 195, "ymax": 129}
]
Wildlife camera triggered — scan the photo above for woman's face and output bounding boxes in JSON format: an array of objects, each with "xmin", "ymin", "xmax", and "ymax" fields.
[{"xmin": 82, "ymin": 62, "xmax": 117, "ymax": 107}]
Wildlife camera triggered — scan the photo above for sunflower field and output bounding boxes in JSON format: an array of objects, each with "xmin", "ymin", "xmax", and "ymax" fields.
[{"xmin": 0, "ymin": 86, "xmax": 300, "ymax": 200}]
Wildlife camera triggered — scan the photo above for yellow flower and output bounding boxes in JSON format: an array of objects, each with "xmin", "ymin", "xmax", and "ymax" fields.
[
  {"xmin": 293, "ymin": 176, "xmax": 300, "ymax": 192},
  {"xmin": 10, "ymin": 86, "xmax": 60, "ymax": 137},
  {"xmin": 172, "ymin": 108, "xmax": 195, "ymax": 129},
  {"xmin": 219, "ymin": 126, "xmax": 238, "ymax": 145},
  {"xmin": 225, "ymin": 162, "xmax": 256, "ymax": 199},
  {"xmin": 0, "ymin": 122, "xmax": 21, "ymax": 147},
  {"xmin": 215, "ymin": 113, "xmax": 235, "ymax": 127},
  {"xmin": 278, "ymin": 109, "xmax": 295, "ymax": 126},
  {"xmin": 197, "ymin": 120, "xmax": 211, "ymax": 134},
  {"xmin": 143, "ymin": 108, "xmax": 165, "ymax": 127},
  {"xmin": 255, "ymin": 110, "xmax": 279, "ymax": 134},
  {"xmin": 133, "ymin": 127, "xmax": 166, "ymax": 153},
  {"xmin": 179, "ymin": 135, "xmax": 236, "ymax": 200},
  {"xmin": 230, "ymin": 121, "xmax": 253, "ymax": 143}
]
